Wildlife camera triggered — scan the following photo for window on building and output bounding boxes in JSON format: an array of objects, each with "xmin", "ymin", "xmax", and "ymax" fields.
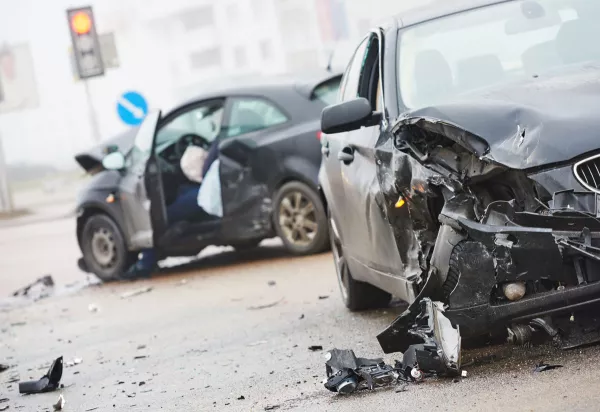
[
  {"xmin": 233, "ymin": 46, "xmax": 247, "ymax": 67},
  {"xmin": 259, "ymin": 40, "xmax": 274, "ymax": 60},
  {"xmin": 226, "ymin": 98, "xmax": 288, "ymax": 137},
  {"xmin": 189, "ymin": 48, "xmax": 222, "ymax": 70},
  {"xmin": 179, "ymin": 5, "xmax": 214, "ymax": 31}
]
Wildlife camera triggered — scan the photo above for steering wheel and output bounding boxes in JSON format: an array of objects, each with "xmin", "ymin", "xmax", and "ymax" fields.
[{"xmin": 175, "ymin": 133, "xmax": 211, "ymax": 158}]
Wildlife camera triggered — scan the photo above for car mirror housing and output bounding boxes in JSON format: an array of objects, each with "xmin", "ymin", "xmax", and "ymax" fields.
[
  {"xmin": 321, "ymin": 98, "xmax": 381, "ymax": 134},
  {"xmin": 102, "ymin": 151, "xmax": 126, "ymax": 171}
]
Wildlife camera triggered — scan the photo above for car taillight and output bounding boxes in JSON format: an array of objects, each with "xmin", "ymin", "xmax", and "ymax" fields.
[{"xmin": 317, "ymin": 131, "xmax": 323, "ymax": 141}]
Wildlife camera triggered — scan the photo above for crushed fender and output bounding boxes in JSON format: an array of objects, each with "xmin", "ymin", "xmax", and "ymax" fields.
[{"xmin": 19, "ymin": 356, "xmax": 63, "ymax": 394}]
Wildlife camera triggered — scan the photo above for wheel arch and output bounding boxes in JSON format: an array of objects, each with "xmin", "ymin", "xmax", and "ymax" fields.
[{"xmin": 76, "ymin": 201, "xmax": 130, "ymax": 250}]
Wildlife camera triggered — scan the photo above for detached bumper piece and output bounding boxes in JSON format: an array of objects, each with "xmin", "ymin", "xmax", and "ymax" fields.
[
  {"xmin": 19, "ymin": 356, "xmax": 63, "ymax": 394},
  {"xmin": 326, "ymin": 299, "xmax": 461, "ymax": 395}
]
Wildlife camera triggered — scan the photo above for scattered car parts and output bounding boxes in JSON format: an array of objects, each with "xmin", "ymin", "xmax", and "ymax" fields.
[
  {"xmin": 19, "ymin": 356, "xmax": 63, "ymax": 394},
  {"xmin": 12, "ymin": 275, "xmax": 54, "ymax": 302}
]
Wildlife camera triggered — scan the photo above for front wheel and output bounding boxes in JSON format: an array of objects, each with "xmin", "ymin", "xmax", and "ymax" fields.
[
  {"xmin": 80, "ymin": 214, "xmax": 133, "ymax": 282},
  {"xmin": 329, "ymin": 211, "xmax": 391, "ymax": 311},
  {"xmin": 273, "ymin": 181, "xmax": 329, "ymax": 255}
]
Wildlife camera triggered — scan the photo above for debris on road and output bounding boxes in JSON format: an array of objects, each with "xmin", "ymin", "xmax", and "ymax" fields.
[
  {"xmin": 88, "ymin": 304, "xmax": 99, "ymax": 313},
  {"xmin": 534, "ymin": 363, "xmax": 563, "ymax": 373},
  {"xmin": 318, "ymin": 295, "xmax": 329, "ymax": 300},
  {"xmin": 461, "ymin": 370, "xmax": 468, "ymax": 378},
  {"xmin": 0, "ymin": 364, "xmax": 9, "ymax": 373},
  {"xmin": 121, "ymin": 286, "xmax": 153, "ymax": 299},
  {"xmin": 247, "ymin": 298, "xmax": 283, "ymax": 310},
  {"xmin": 65, "ymin": 358, "xmax": 82, "ymax": 367},
  {"xmin": 133, "ymin": 355, "xmax": 148, "ymax": 360},
  {"xmin": 137, "ymin": 345, "xmax": 146, "ymax": 350},
  {"xmin": 267, "ymin": 280, "xmax": 276, "ymax": 286},
  {"xmin": 264, "ymin": 405, "xmax": 280, "ymax": 411},
  {"xmin": 237, "ymin": 395, "xmax": 245, "ymax": 400},
  {"xmin": 299, "ymin": 314, "xmax": 305, "ymax": 320},
  {"xmin": 12, "ymin": 275, "xmax": 55, "ymax": 301},
  {"xmin": 248, "ymin": 340, "xmax": 268, "ymax": 347},
  {"xmin": 19, "ymin": 356, "xmax": 63, "ymax": 394},
  {"xmin": 395, "ymin": 384, "xmax": 408, "ymax": 393},
  {"xmin": 0, "ymin": 405, "xmax": 8, "ymax": 411},
  {"xmin": 0, "ymin": 398, "xmax": 7, "ymax": 403},
  {"xmin": 53, "ymin": 394, "xmax": 65, "ymax": 411},
  {"xmin": 308, "ymin": 345, "xmax": 323, "ymax": 352}
]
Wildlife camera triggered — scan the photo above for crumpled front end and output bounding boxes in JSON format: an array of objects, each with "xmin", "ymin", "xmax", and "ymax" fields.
[{"xmin": 377, "ymin": 114, "xmax": 600, "ymax": 353}]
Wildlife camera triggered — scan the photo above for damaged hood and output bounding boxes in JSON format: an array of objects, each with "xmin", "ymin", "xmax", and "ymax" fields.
[
  {"xmin": 74, "ymin": 127, "xmax": 138, "ymax": 173},
  {"xmin": 399, "ymin": 64, "xmax": 600, "ymax": 170}
]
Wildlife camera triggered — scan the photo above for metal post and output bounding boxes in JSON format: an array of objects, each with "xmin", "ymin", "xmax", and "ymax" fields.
[
  {"xmin": 84, "ymin": 79, "xmax": 101, "ymax": 142},
  {"xmin": 0, "ymin": 128, "xmax": 14, "ymax": 212}
]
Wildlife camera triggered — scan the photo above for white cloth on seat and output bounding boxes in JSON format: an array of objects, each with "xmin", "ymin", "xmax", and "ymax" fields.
[
  {"xmin": 197, "ymin": 159, "xmax": 223, "ymax": 218},
  {"xmin": 180, "ymin": 145, "xmax": 208, "ymax": 183}
]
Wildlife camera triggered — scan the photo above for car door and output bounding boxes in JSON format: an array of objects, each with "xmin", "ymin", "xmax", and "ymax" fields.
[
  {"xmin": 320, "ymin": 37, "xmax": 369, "ymax": 251},
  {"xmin": 118, "ymin": 111, "xmax": 163, "ymax": 249},
  {"xmin": 218, "ymin": 96, "xmax": 291, "ymax": 238},
  {"xmin": 332, "ymin": 32, "xmax": 411, "ymax": 302}
]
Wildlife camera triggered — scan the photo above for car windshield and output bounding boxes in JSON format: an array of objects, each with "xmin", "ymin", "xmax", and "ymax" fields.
[
  {"xmin": 398, "ymin": 0, "xmax": 600, "ymax": 109},
  {"xmin": 312, "ymin": 77, "xmax": 342, "ymax": 105}
]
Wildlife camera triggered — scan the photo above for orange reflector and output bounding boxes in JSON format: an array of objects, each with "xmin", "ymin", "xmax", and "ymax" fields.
[
  {"xmin": 395, "ymin": 197, "xmax": 405, "ymax": 208},
  {"xmin": 106, "ymin": 194, "xmax": 115, "ymax": 203}
]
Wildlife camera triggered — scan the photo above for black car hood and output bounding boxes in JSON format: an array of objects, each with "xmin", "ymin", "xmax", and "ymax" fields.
[
  {"xmin": 397, "ymin": 64, "xmax": 600, "ymax": 170},
  {"xmin": 74, "ymin": 127, "xmax": 138, "ymax": 173}
]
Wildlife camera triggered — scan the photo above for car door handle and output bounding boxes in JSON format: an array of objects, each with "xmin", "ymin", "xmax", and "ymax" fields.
[
  {"xmin": 321, "ymin": 146, "xmax": 330, "ymax": 156},
  {"xmin": 338, "ymin": 147, "xmax": 354, "ymax": 164}
]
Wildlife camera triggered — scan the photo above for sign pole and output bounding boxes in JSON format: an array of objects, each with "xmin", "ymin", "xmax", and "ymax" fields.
[
  {"xmin": 0, "ymin": 127, "xmax": 14, "ymax": 213},
  {"xmin": 84, "ymin": 79, "xmax": 101, "ymax": 142}
]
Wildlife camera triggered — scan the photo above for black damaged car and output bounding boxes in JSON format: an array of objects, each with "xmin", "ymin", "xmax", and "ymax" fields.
[
  {"xmin": 319, "ymin": 0, "xmax": 600, "ymax": 363},
  {"xmin": 75, "ymin": 72, "xmax": 341, "ymax": 281}
]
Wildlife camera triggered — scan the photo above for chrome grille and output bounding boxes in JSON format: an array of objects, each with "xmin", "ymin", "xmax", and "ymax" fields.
[{"xmin": 574, "ymin": 155, "xmax": 600, "ymax": 193}]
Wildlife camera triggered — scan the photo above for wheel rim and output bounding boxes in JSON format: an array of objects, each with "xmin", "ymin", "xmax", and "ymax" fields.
[
  {"xmin": 330, "ymin": 217, "xmax": 349, "ymax": 301},
  {"xmin": 278, "ymin": 191, "xmax": 319, "ymax": 248},
  {"xmin": 90, "ymin": 227, "xmax": 118, "ymax": 269}
]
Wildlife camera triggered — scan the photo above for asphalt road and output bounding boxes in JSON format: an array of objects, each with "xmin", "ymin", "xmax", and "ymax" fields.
[{"xmin": 3, "ymin": 218, "xmax": 600, "ymax": 411}]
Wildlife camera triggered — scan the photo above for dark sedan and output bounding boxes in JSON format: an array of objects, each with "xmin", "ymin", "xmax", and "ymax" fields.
[
  {"xmin": 75, "ymin": 71, "xmax": 341, "ymax": 281},
  {"xmin": 319, "ymin": 0, "xmax": 600, "ymax": 369}
]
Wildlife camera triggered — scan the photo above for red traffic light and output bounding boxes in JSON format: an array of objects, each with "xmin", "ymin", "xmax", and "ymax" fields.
[{"xmin": 71, "ymin": 11, "xmax": 92, "ymax": 35}]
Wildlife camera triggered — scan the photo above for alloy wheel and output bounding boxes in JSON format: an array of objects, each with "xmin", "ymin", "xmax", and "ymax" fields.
[{"xmin": 278, "ymin": 191, "xmax": 319, "ymax": 248}]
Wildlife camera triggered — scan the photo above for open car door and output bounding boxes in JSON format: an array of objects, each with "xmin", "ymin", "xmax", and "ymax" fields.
[{"xmin": 117, "ymin": 111, "xmax": 168, "ymax": 249}]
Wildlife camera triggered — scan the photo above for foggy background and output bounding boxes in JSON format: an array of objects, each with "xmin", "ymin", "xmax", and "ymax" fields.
[{"xmin": 0, "ymin": 0, "xmax": 429, "ymax": 209}]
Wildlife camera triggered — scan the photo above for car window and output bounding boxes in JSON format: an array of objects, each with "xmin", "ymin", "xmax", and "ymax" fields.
[
  {"xmin": 127, "ymin": 111, "xmax": 160, "ymax": 171},
  {"xmin": 156, "ymin": 101, "xmax": 225, "ymax": 147},
  {"xmin": 225, "ymin": 97, "xmax": 288, "ymax": 138},
  {"xmin": 311, "ymin": 77, "xmax": 342, "ymax": 105},
  {"xmin": 339, "ymin": 38, "xmax": 369, "ymax": 102},
  {"xmin": 397, "ymin": 0, "xmax": 594, "ymax": 109}
]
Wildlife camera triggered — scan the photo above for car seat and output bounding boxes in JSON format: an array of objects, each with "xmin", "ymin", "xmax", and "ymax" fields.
[
  {"xmin": 456, "ymin": 54, "xmax": 505, "ymax": 92},
  {"xmin": 413, "ymin": 49, "xmax": 454, "ymax": 107}
]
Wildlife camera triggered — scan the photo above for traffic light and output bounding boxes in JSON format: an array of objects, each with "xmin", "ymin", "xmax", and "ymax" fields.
[{"xmin": 66, "ymin": 6, "xmax": 104, "ymax": 79}]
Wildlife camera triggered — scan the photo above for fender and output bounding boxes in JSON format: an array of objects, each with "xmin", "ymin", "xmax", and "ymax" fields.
[{"xmin": 277, "ymin": 155, "xmax": 320, "ymax": 192}]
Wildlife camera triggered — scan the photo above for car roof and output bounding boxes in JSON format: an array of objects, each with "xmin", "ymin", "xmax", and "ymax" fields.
[
  {"xmin": 394, "ymin": 0, "xmax": 512, "ymax": 28},
  {"xmin": 173, "ymin": 70, "xmax": 343, "ymax": 111}
]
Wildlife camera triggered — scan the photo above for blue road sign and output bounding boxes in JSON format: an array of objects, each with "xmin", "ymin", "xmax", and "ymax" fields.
[{"xmin": 117, "ymin": 91, "xmax": 148, "ymax": 126}]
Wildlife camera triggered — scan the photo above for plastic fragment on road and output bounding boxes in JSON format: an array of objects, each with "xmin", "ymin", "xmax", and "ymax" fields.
[
  {"xmin": 88, "ymin": 303, "xmax": 99, "ymax": 313},
  {"xmin": 120, "ymin": 286, "xmax": 153, "ymax": 299},
  {"xmin": 65, "ymin": 358, "xmax": 82, "ymax": 367},
  {"xmin": 247, "ymin": 298, "xmax": 283, "ymax": 310},
  {"xmin": 534, "ymin": 363, "xmax": 563, "ymax": 373},
  {"xmin": 308, "ymin": 346, "xmax": 323, "ymax": 351},
  {"xmin": 12, "ymin": 275, "xmax": 55, "ymax": 301},
  {"xmin": 19, "ymin": 356, "xmax": 63, "ymax": 394},
  {"xmin": 53, "ymin": 394, "xmax": 65, "ymax": 411}
]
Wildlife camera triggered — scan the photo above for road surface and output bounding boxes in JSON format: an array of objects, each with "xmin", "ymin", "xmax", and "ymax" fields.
[{"xmin": 2, "ymin": 217, "xmax": 600, "ymax": 411}]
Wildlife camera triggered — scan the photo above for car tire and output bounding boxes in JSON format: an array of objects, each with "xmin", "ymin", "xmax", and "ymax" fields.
[
  {"xmin": 329, "ymin": 210, "xmax": 391, "ymax": 311},
  {"xmin": 273, "ymin": 181, "xmax": 329, "ymax": 255},
  {"xmin": 80, "ymin": 214, "xmax": 132, "ymax": 282}
]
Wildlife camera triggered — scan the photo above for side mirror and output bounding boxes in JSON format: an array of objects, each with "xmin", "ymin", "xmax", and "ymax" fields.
[
  {"xmin": 102, "ymin": 151, "xmax": 126, "ymax": 171},
  {"xmin": 321, "ymin": 97, "xmax": 381, "ymax": 134}
]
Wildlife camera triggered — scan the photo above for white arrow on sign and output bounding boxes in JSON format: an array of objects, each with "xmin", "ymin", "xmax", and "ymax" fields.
[{"xmin": 118, "ymin": 96, "xmax": 145, "ymax": 119}]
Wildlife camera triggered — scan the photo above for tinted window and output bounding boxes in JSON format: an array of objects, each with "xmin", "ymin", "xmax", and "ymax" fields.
[
  {"xmin": 339, "ymin": 38, "xmax": 369, "ymax": 102},
  {"xmin": 398, "ymin": 0, "xmax": 596, "ymax": 109},
  {"xmin": 312, "ymin": 77, "xmax": 342, "ymax": 105},
  {"xmin": 226, "ymin": 98, "xmax": 288, "ymax": 138}
]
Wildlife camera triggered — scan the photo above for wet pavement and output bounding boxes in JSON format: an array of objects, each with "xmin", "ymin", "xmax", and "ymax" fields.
[{"xmin": 3, "ymin": 218, "xmax": 600, "ymax": 411}]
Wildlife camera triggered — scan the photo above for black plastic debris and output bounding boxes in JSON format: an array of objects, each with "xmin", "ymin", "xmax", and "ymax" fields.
[
  {"xmin": 267, "ymin": 280, "xmax": 276, "ymax": 287},
  {"xmin": 264, "ymin": 405, "xmax": 280, "ymax": 411},
  {"xmin": 19, "ymin": 356, "xmax": 63, "ymax": 394},
  {"xmin": 237, "ymin": 395, "xmax": 245, "ymax": 400},
  {"xmin": 299, "ymin": 314, "xmax": 305, "ymax": 320},
  {"xmin": 308, "ymin": 346, "xmax": 323, "ymax": 352},
  {"xmin": 0, "ymin": 364, "xmax": 9, "ymax": 373},
  {"xmin": 324, "ymin": 349, "xmax": 400, "ymax": 394},
  {"xmin": 534, "ymin": 363, "xmax": 563, "ymax": 373},
  {"xmin": 0, "ymin": 405, "xmax": 8, "ymax": 411},
  {"xmin": 318, "ymin": 295, "xmax": 329, "ymax": 300},
  {"xmin": 12, "ymin": 275, "xmax": 55, "ymax": 301}
]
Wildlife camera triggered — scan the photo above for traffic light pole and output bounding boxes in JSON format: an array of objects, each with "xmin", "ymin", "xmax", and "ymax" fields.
[
  {"xmin": 0, "ymin": 127, "xmax": 14, "ymax": 213},
  {"xmin": 84, "ymin": 79, "xmax": 101, "ymax": 143}
]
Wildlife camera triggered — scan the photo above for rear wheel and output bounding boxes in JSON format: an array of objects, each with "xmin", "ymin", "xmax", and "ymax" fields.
[
  {"xmin": 329, "ymin": 211, "xmax": 391, "ymax": 311},
  {"xmin": 273, "ymin": 181, "xmax": 329, "ymax": 255},
  {"xmin": 80, "ymin": 214, "xmax": 133, "ymax": 282}
]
